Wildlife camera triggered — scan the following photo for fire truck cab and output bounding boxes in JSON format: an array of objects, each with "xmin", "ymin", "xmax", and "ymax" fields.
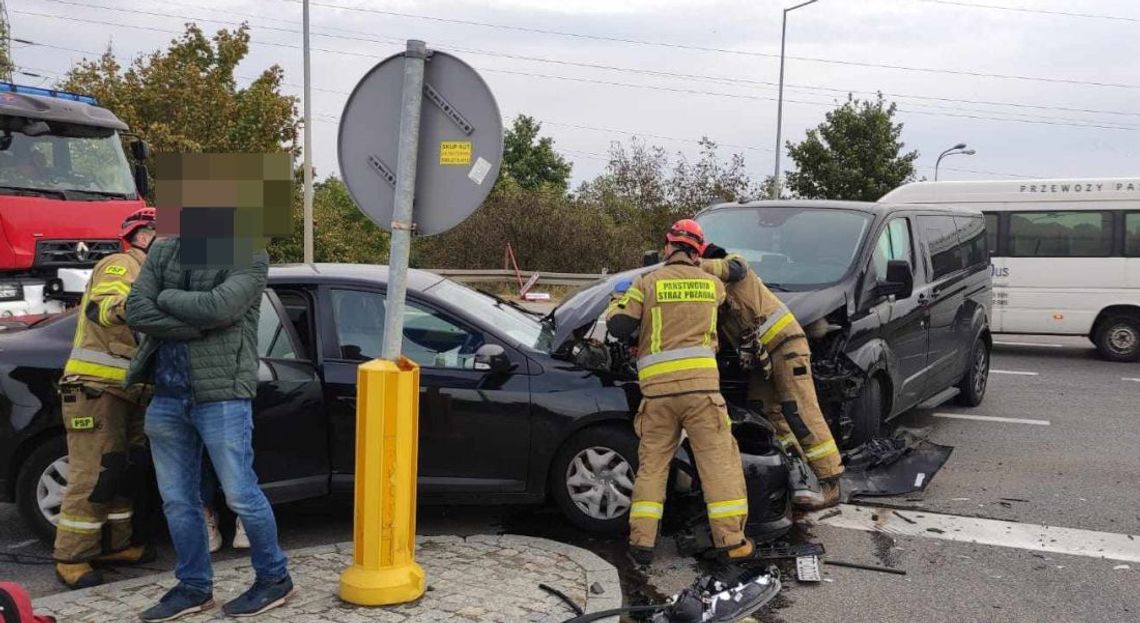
[{"xmin": 0, "ymin": 82, "xmax": 149, "ymax": 320}]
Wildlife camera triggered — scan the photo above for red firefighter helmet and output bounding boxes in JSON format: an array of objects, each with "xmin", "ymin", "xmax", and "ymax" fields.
[
  {"xmin": 120, "ymin": 207, "xmax": 156, "ymax": 241},
  {"xmin": 665, "ymin": 218, "xmax": 706, "ymax": 253}
]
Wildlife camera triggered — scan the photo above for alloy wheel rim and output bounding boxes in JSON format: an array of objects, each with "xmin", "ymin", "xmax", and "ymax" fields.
[
  {"xmin": 37, "ymin": 456, "xmax": 69, "ymax": 526},
  {"xmin": 973, "ymin": 346, "xmax": 988, "ymax": 397},
  {"xmin": 565, "ymin": 446, "xmax": 634, "ymax": 520}
]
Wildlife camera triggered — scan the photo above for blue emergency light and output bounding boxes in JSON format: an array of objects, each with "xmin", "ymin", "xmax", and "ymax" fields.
[{"xmin": 0, "ymin": 82, "xmax": 98, "ymax": 105}]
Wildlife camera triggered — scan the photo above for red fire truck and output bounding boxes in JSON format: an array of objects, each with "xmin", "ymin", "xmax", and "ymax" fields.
[{"xmin": 0, "ymin": 82, "xmax": 149, "ymax": 323}]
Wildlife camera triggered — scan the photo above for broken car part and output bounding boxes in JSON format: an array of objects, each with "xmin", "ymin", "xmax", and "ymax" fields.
[
  {"xmin": 796, "ymin": 555, "xmax": 823, "ymax": 582},
  {"xmin": 824, "ymin": 559, "xmax": 908, "ymax": 576},
  {"xmin": 840, "ymin": 437, "xmax": 954, "ymax": 501}
]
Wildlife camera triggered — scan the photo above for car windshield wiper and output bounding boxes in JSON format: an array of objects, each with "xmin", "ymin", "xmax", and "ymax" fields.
[
  {"xmin": 59, "ymin": 188, "xmax": 134, "ymax": 200},
  {"xmin": 764, "ymin": 282, "xmax": 788, "ymax": 292},
  {"xmin": 0, "ymin": 185, "xmax": 68, "ymax": 200},
  {"xmin": 475, "ymin": 287, "xmax": 544, "ymax": 317}
]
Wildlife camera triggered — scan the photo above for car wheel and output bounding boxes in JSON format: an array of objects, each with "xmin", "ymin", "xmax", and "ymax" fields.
[
  {"xmin": 15, "ymin": 436, "xmax": 68, "ymax": 544},
  {"xmin": 550, "ymin": 425, "xmax": 639, "ymax": 534},
  {"xmin": 849, "ymin": 375, "xmax": 885, "ymax": 446},
  {"xmin": 1094, "ymin": 315, "xmax": 1140, "ymax": 362},
  {"xmin": 956, "ymin": 337, "xmax": 990, "ymax": 406}
]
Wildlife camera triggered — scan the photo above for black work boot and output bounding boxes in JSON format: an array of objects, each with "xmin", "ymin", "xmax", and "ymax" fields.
[{"xmin": 628, "ymin": 546, "xmax": 655, "ymax": 568}]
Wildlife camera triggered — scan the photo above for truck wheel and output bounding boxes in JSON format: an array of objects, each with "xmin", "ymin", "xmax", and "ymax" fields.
[
  {"xmin": 1094, "ymin": 315, "xmax": 1140, "ymax": 362},
  {"xmin": 849, "ymin": 376, "xmax": 884, "ymax": 446},
  {"xmin": 550, "ymin": 425, "xmax": 639, "ymax": 534},
  {"xmin": 15, "ymin": 436, "xmax": 68, "ymax": 544},
  {"xmin": 956, "ymin": 337, "xmax": 990, "ymax": 407}
]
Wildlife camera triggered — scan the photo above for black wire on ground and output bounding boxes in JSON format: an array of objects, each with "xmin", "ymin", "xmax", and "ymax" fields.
[
  {"xmin": 561, "ymin": 604, "xmax": 668, "ymax": 623},
  {"xmin": 539, "ymin": 583, "xmax": 584, "ymax": 616}
]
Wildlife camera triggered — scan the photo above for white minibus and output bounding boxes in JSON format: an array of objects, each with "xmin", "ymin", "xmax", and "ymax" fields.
[{"xmin": 881, "ymin": 178, "xmax": 1140, "ymax": 361}]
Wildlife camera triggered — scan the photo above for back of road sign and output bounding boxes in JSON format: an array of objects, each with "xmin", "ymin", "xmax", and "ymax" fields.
[{"xmin": 338, "ymin": 50, "xmax": 503, "ymax": 236}]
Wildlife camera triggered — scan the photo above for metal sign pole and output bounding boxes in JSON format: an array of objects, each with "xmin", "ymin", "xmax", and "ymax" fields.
[{"xmin": 381, "ymin": 39, "xmax": 427, "ymax": 360}]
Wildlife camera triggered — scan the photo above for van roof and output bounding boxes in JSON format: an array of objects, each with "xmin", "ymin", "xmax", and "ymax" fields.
[
  {"xmin": 880, "ymin": 178, "xmax": 1140, "ymax": 205},
  {"xmin": 700, "ymin": 199, "xmax": 981, "ymax": 217}
]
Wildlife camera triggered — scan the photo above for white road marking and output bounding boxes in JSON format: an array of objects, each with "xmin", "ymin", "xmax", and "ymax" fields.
[
  {"xmin": 994, "ymin": 341, "xmax": 1063, "ymax": 348},
  {"xmin": 933, "ymin": 412, "xmax": 1051, "ymax": 426},
  {"xmin": 1123, "ymin": 378, "xmax": 1140, "ymax": 383},
  {"xmin": 990, "ymin": 369, "xmax": 1039, "ymax": 376},
  {"xmin": 6, "ymin": 538, "xmax": 39, "ymax": 550},
  {"xmin": 808, "ymin": 504, "xmax": 1140, "ymax": 563}
]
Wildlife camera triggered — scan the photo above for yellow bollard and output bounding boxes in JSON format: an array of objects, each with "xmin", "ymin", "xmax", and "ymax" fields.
[{"xmin": 339, "ymin": 357, "xmax": 426, "ymax": 606}]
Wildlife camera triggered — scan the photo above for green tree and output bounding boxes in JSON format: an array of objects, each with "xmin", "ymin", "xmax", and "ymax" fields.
[
  {"xmin": 784, "ymin": 94, "xmax": 918, "ymax": 201},
  {"xmin": 0, "ymin": 19, "xmax": 12, "ymax": 81},
  {"xmin": 269, "ymin": 175, "xmax": 390, "ymax": 264},
  {"xmin": 499, "ymin": 115, "xmax": 572, "ymax": 191},
  {"xmin": 59, "ymin": 24, "xmax": 298, "ymax": 157}
]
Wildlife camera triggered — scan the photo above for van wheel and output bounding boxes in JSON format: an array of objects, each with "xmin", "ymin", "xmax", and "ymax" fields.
[
  {"xmin": 1094, "ymin": 315, "xmax": 1140, "ymax": 362},
  {"xmin": 956, "ymin": 337, "xmax": 990, "ymax": 406},
  {"xmin": 15, "ymin": 436, "xmax": 68, "ymax": 544},
  {"xmin": 550, "ymin": 425, "xmax": 639, "ymax": 534},
  {"xmin": 849, "ymin": 376, "xmax": 884, "ymax": 446}
]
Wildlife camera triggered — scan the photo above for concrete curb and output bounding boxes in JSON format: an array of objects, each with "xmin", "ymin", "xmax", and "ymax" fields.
[{"xmin": 35, "ymin": 535, "xmax": 622, "ymax": 622}]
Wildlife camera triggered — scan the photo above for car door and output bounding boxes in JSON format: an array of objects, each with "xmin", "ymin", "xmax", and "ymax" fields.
[
  {"xmin": 864, "ymin": 215, "xmax": 930, "ymax": 410},
  {"xmin": 916, "ymin": 214, "xmax": 969, "ymax": 393},
  {"xmin": 252, "ymin": 289, "xmax": 329, "ymax": 504},
  {"xmin": 321, "ymin": 287, "xmax": 533, "ymax": 495}
]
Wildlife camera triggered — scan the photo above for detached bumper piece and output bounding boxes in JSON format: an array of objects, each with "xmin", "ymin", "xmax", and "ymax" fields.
[{"xmin": 650, "ymin": 568, "xmax": 782, "ymax": 623}]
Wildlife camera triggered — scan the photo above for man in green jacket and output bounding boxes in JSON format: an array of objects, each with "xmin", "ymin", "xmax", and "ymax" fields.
[{"xmin": 125, "ymin": 236, "xmax": 293, "ymax": 621}]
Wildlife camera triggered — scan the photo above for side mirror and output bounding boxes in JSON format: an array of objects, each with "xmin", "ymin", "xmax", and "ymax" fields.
[
  {"xmin": 133, "ymin": 163, "xmax": 150, "ymax": 198},
  {"xmin": 474, "ymin": 344, "xmax": 511, "ymax": 374},
  {"xmin": 877, "ymin": 259, "xmax": 914, "ymax": 300},
  {"xmin": 642, "ymin": 250, "xmax": 660, "ymax": 267},
  {"xmin": 130, "ymin": 139, "xmax": 151, "ymax": 162}
]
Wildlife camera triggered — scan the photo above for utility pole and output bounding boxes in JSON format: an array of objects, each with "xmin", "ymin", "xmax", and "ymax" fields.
[
  {"xmin": 0, "ymin": 0, "xmax": 13, "ymax": 82},
  {"xmin": 772, "ymin": 0, "xmax": 819, "ymax": 199},
  {"xmin": 302, "ymin": 0, "xmax": 314, "ymax": 263}
]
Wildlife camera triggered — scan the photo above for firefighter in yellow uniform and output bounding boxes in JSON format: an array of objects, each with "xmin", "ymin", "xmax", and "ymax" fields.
[
  {"xmin": 700, "ymin": 243, "xmax": 844, "ymax": 510},
  {"xmin": 606, "ymin": 219, "xmax": 753, "ymax": 565},
  {"xmin": 54, "ymin": 208, "xmax": 156, "ymax": 589}
]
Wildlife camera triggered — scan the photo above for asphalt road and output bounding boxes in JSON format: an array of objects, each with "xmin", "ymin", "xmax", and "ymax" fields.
[{"xmin": 3, "ymin": 336, "xmax": 1138, "ymax": 622}]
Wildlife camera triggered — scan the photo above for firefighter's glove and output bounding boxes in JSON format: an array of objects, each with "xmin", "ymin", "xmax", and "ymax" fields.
[{"xmin": 739, "ymin": 332, "xmax": 772, "ymax": 381}]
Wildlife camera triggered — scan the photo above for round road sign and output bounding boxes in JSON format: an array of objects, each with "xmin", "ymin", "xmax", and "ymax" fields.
[{"xmin": 338, "ymin": 49, "xmax": 503, "ymax": 236}]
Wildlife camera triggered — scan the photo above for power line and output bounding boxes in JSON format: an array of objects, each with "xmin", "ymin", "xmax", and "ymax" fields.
[
  {"xmin": 918, "ymin": 0, "xmax": 1140, "ymax": 23},
  {"xmin": 286, "ymin": 0, "xmax": 1140, "ymax": 90},
  {"xmin": 920, "ymin": 165, "xmax": 1038, "ymax": 179}
]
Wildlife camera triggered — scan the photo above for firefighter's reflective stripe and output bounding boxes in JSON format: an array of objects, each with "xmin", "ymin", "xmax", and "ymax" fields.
[
  {"xmin": 703, "ymin": 308, "xmax": 716, "ymax": 348},
  {"xmin": 650, "ymin": 307, "xmax": 663, "ymax": 354},
  {"xmin": 69, "ymin": 348, "xmax": 130, "ymax": 369},
  {"xmin": 97, "ymin": 297, "xmax": 119, "ymax": 325},
  {"xmin": 707, "ymin": 498, "xmax": 749, "ymax": 519},
  {"xmin": 758, "ymin": 304, "xmax": 795, "ymax": 345},
  {"xmin": 58, "ymin": 514, "xmax": 103, "ymax": 533},
  {"xmin": 90, "ymin": 281, "xmax": 130, "ymax": 296},
  {"xmin": 654, "ymin": 278, "xmax": 718, "ymax": 303},
  {"xmin": 630, "ymin": 501, "xmax": 664, "ymax": 519},
  {"xmin": 625, "ymin": 286, "xmax": 644, "ymax": 303},
  {"xmin": 777, "ymin": 433, "xmax": 797, "ymax": 450},
  {"xmin": 637, "ymin": 346, "xmax": 716, "ymax": 369},
  {"xmin": 638, "ymin": 357, "xmax": 718, "ymax": 381},
  {"xmin": 106, "ymin": 511, "xmax": 133, "ymax": 521},
  {"xmin": 64, "ymin": 348, "xmax": 131, "ymax": 381},
  {"xmin": 804, "ymin": 438, "xmax": 840, "ymax": 462}
]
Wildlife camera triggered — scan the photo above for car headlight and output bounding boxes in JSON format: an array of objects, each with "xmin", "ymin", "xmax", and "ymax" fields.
[{"xmin": 0, "ymin": 282, "xmax": 23, "ymax": 302}]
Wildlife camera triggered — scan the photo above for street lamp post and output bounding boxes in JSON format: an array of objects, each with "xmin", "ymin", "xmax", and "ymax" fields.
[
  {"xmin": 772, "ymin": 0, "xmax": 820, "ymax": 199},
  {"xmin": 934, "ymin": 143, "xmax": 975, "ymax": 181}
]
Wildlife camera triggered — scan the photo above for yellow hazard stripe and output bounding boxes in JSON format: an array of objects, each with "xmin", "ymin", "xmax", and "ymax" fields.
[
  {"xmin": 638, "ymin": 357, "xmax": 717, "ymax": 381},
  {"xmin": 650, "ymin": 307, "xmax": 662, "ymax": 354},
  {"xmin": 760, "ymin": 312, "xmax": 795, "ymax": 345},
  {"xmin": 63, "ymin": 359, "xmax": 127, "ymax": 381},
  {"xmin": 804, "ymin": 438, "xmax": 839, "ymax": 462},
  {"xmin": 630, "ymin": 501, "xmax": 664, "ymax": 519},
  {"xmin": 707, "ymin": 498, "xmax": 748, "ymax": 519},
  {"xmin": 626, "ymin": 286, "xmax": 644, "ymax": 303}
]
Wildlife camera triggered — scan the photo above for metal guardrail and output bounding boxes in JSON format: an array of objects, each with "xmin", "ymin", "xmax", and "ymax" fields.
[{"xmin": 429, "ymin": 269, "xmax": 606, "ymax": 287}]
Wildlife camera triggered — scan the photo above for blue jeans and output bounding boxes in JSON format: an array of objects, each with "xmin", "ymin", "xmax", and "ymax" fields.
[{"xmin": 144, "ymin": 397, "xmax": 288, "ymax": 592}]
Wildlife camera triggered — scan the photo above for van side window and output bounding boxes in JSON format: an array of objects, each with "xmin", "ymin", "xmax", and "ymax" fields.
[
  {"xmin": 956, "ymin": 216, "xmax": 988, "ymax": 268},
  {"xmin": 919, "ymin": 215, "xmax": 964, "ymax": 280},
  {"xmin": 984, "ymin": 213, "xmax": 998, "ymax": 255},
  {"xmin": 872, "ymin": 218, "xmax": 913, "ymax": 278},
  {"xmin": 1008, "ymin": 211, "xmax": 1113, "ymax": 257},
  {"xmin": 1125, "ymin": 213, "xmax": 1140, "ymax": 257}
]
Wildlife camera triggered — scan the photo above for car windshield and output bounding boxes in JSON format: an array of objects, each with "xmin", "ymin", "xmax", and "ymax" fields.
[
  {"xmin": 0, "ymin": 120, "xmax": 136, "ymax": 198},
  {"xmin": 698, "ymin": 207, "xmax": 873, "ymax": 290},
  {"xmin": 424, "ymin": 278, "xmax": 547, "ymax": 351}
]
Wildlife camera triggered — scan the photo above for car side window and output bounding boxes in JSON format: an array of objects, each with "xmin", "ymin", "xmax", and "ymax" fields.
[
  {"xmin": 256, "ymin": 293, "xmax": 296, "ymax": 359},
  {"xmin": 956, "ymin": 216, "xmax": 988, "ymax": 268},
  {"xmin": 330, "ymin": 289, "xmax": 486, "ymax": 369},
  {"xmin": 919, "ymin": 215, "xmax": 964, "ymax": 280},
  {"xmin": 871, "ymin": 217, "xmax": 913, "ymax": 277}
]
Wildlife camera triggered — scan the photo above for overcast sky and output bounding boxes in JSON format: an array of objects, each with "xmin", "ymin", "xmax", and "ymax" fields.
[{"xmin": 10, "ymin": 0, "xmax": 1140, "ymax": 189}]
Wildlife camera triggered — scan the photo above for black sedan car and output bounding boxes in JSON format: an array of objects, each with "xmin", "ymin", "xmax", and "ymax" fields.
[{"xmin": 0, "ymin": 264, "xmax": 792, "ymax": 544}]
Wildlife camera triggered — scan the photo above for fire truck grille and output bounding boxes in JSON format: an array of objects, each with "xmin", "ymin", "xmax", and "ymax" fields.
[{"xmin": 35, "ymin": 240, "xmax": 121, "ymax": 266}]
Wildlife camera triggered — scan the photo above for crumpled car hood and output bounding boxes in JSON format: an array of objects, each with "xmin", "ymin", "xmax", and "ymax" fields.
[{"xmin": 551, "ymin": 267, "xmax": 849, "ymax": 352}]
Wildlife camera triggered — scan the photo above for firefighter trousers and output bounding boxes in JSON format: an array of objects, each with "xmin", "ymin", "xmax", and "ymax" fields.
[
  {"xmin": 629, "ymin": 392, "xmax": 749, "ymax": 551},
  {"xmin": 53, "ymin": 384, "xmax": 146, "ymax": 563},
  {"xmin": 749, "ymin": 338, "xmax": 844, "ymax": 480}
]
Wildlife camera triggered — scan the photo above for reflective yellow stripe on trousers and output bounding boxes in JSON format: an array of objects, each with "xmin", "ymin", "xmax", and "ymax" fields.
[
  {"xmin": 631, "ymin": 501, "xmax": 664, "ymax": 519},
  {"xmin": 805, "ymin": 439, "xmax": 839, "ymax": 461},
  {"xmin": 707, "ymin": 498, "xmax": 748, "ymax": 519},
  {"xmin": 758, "ymin": 304, "xmax": 794, "ymax": 345}
]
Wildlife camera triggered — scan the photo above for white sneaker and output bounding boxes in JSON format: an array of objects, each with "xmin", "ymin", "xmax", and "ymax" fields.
[
  {"xmin": 233, "ymin": 518, "xmax": 250, "ymax": 549},
  {"xmin": 205, "ymin": 507, "xmax": 223, "ymax": 553}
]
